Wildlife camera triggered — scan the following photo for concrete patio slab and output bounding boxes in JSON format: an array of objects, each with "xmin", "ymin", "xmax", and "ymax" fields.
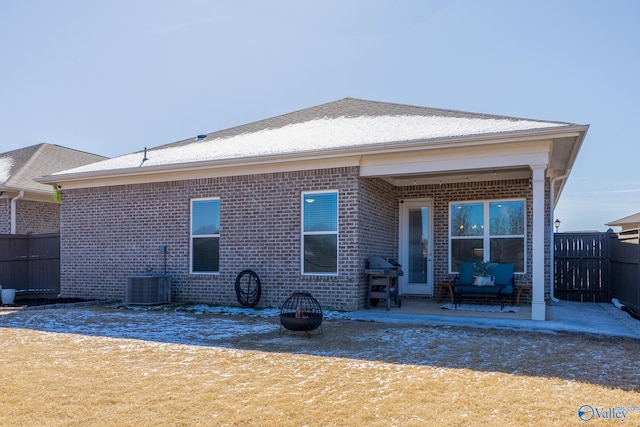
[{"xmin": 349, "ymin": 299, "xmax": 640, "ymax": 339}]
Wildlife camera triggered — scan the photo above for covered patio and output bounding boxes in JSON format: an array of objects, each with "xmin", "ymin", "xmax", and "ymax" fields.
[
  {"xmin": 360, "ymin": 119, "xmax": 589, "ymax": 321},
  {"xmin": 365, "ymin": 295, "xmax": 533, "ymax": 319}
]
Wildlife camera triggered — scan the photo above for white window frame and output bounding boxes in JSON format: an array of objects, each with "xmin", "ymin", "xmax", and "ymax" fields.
[
  {"xmin": 301, "ymin": 190, "xmax": 339, "ymax": 276},
  {"xmin": 449, "ymin": 198, "xmax": 527, "ymax": 274},
  {"xmin": 190, "ymin": 197, "xmax": 220, "ymax": 275}
]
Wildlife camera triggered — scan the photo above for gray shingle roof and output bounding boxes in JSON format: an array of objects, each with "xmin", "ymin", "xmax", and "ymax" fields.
[
  {"xmin": 158, "ymin": 97, "xmax": 572, "ymax": 150},
  {"xmin": 51, "ymin": 97, "xmax": 580, "ymax": 178},
  {"xmin": 0, "ymin": 143, "xmax": 107, "ymax": 194}
]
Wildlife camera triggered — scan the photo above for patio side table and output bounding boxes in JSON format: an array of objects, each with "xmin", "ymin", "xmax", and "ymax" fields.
[
  {"xmin": 436, "ymin": 282, "xmax": 455, "ymax": 304},
  {"xmin": 515, "ymin": 283, "xmax": 532, "ymax": 306}
]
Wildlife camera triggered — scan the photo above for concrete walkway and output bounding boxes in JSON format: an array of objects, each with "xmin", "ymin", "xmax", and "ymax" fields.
[{"xmin": 348, "ymin": 300, "xmax": 640, "ymax": 339}]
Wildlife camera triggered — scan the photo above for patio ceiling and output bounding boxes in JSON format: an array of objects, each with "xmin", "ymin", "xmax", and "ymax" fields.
[{"xmin": 382, "ymin": 166, "xmax": 531, "ymax": 186}]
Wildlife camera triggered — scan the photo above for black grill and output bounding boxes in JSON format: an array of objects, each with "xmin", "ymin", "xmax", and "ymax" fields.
[
  {"xmin": 365, "ymin": 255, "xmax": 404, "ymax": 277},
  {"xmin": 365, "ymin": 256, "xmax": 403, "ymax": 310}
]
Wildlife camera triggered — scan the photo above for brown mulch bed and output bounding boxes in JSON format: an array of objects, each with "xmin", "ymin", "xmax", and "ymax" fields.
[{"xmin": 3, "ymin": 297, "xmax": 94, "ymax": 307}]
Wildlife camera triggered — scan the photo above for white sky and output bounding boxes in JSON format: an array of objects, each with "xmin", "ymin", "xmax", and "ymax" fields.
[{"xmin": 1, "ymin": 0, "xmax": 639, "ymax": 231}]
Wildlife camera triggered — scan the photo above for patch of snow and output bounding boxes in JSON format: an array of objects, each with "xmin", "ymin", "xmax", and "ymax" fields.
[
  {"xmin": 600, "ymin": 302, "xmax": 640, "ymax": 337},
  {"xmin": 124, "ymin": 303, "xmax": 351, "ymax": 320},
  {"xmin": 55, "ymin": 115, "xmax": 568, "ymax": 175},
  {"xmin": 0, "ymin": 303, "xmax": 354, "ymax": 348},
  {"xmin": 0, "ymin": 302, "xmax": 639, "ymax": 382},
  {"xmin": 0, "ymin": 156, "xmax": 14, "ymax": 182},
  {"xmin": 5, "ymin": 307, "xmax": 278, "ymax": 344}
]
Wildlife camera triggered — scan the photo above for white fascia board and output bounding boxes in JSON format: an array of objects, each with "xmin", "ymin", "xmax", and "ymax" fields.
[
  {"xmin": 0, "ymin": 187, "xmax": 54, "ymax": 203},
  {"xmin": 45, "ymin": 156, "xmax": 361, "ymax": 190},
  {"xmin": 360, "ymin": 140, "xmax": 551, "ymax": 177}
]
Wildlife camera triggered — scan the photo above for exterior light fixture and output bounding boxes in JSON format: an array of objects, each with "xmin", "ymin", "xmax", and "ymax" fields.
[{"xmin": 554, "ymin": 219, "xmax": 561, "ymax": 233}]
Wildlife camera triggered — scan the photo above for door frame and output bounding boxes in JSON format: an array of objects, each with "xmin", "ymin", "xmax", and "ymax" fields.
[{"xmin": 398, "ymin": 198, "xmax": 434, "ymax": 296}]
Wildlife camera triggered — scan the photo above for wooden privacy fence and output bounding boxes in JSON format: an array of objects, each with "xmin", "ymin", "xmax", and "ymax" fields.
[
  {"xmin": 0, "ymin": 233, "xmax": 60, "ymax": 296},
  {"xmin": 608, "ymin": 230, "xmax": 640, "ymax": 314},
  {"xmin": 554, "ymin": 232, "xmax": 609, "ymax": 302},
  {"xmin": 554, "ymin": 230, "xmax": 640, "ymax": 312}
]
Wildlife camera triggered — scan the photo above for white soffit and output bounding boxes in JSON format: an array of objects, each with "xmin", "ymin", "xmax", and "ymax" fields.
[{"xmin": 387, "ymin": 168, "xmax": 531, "ymax": 186}]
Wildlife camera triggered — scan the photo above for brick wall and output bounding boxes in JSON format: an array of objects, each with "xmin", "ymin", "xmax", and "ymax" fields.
[
  {"xmin": 16, "ymin": 200, "xmax": 60, "ymax": 234},
  {"xmin": 60, "ymin": 167, "xmax": 362, "ymax": 310},
  {"xmin": 0, "ymin": 199, "xmax": 9, "ymax": 234},
  {"xmin": 357, "ymin": 177, "xmax": 398, "ymax": 306},
  {"xmin": 60, "ymin": 169, "xmax": 548, "ymax": 309},
  {"xmin": 0, "ymin": 198, "xmax": 59, "ymax": 234}
]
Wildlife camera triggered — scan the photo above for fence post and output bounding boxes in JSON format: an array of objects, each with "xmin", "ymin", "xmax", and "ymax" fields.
[
  {"xmin": 637, "ymin": 227, "xmax": 640, "ymax": 313},
  {"xmin": 605, "ymin": 229, "xmax": 612, "ymax": 302}
]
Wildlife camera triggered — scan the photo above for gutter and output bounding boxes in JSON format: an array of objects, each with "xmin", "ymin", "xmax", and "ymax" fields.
[
  {"xmin": 549, "ymin": 174, "xmax": 568, "ymax": 303},
  {"xmin": 10, "ymin": 190, "xmax": 24, "ymax": 234}
]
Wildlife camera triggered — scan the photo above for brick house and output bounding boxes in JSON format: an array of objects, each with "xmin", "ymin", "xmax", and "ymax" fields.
[
  {"xmin": 0, "ymin": 143, "xmax": 106, "ymax": 234},
  {"xmin": 39, "ymin": 98, "xmax": 588, "ymax": 320},
  {"xmin": 606, "ymin": 212, "xmax": 640, "ymax": 242}
]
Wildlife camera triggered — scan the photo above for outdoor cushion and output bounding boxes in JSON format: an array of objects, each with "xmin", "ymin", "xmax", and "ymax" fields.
[
  {"xmin": 458, "ymin": 262, "xmax": 475, "ymax": 285},
  {"xmin": 472, "ymin": 275, "xmax": 494, "ymax": 286},
  {"xmin": 487, "ymin": 263, "xmax": 515, "ymax": 286},
  {"xmin": 499, "ymin": 284, "xmax": 514, "ymax": 295},
  {"xmin": 456, "ymin": 284, "xmax": 498, "ymax": 294}
]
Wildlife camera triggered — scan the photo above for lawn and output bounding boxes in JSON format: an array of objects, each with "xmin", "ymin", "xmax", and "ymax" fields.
[{"xmin": 0, "ymin": 305, "xmax": 638, "ymax": 426}]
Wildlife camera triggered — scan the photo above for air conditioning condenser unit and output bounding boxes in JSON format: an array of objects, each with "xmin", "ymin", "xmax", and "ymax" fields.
[{"xmin": 126, "ymin": 274, "xmax": 171, "ymax": 305}]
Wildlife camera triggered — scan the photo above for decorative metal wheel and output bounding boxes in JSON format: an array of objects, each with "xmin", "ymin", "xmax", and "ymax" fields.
[{"xmin": 235, "ymin": 269, "xmax": 261, "ymax": 308}]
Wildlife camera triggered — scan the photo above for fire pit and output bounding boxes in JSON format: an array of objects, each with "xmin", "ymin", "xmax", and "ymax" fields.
[{"xmin": 279, "ymin": 292, "xmax": 323, "ymax": 338}]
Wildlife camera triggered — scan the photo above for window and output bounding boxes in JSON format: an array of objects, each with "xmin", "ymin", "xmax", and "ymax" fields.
[
  {"xmin": 302, "ymin": 191, "xmax": 338, "ymax": 274},
  {"xmin": 450, "ymin": 199, "xmax": 525, "ymax": 272},
  {"xmin": 191, "ymin": 198, "xmax": 220, "ymax": 273}
]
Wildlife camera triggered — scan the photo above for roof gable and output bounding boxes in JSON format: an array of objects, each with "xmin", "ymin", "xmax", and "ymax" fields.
[{"xmin": 0, "ymin": 143, "xmax": 107, "ymax": 194}]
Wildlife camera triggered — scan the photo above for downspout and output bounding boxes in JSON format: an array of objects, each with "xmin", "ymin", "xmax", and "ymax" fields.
[
  {"xmin": 10, "ymin": 190, "xmax": 24, "ymax": 234},
  {"xmin": 549, "ymin": 175, "xmax": 568, "ymax": 303}
]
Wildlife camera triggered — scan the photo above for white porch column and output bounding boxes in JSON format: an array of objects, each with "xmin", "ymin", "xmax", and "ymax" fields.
[{"xmin": 531, "ymin": 165, "xmax": 547, "ymax": 320}]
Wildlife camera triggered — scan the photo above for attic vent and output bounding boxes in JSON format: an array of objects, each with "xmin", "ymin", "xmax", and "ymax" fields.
[
  {"xmin": 195, "ymin": 134, "xmax": 207, "ymax": 141},
  {"xmin": 126, "ymin": 274, "xmax": 171, "ymax": 305}
]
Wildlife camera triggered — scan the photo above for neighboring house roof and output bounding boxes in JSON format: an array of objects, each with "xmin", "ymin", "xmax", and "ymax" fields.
[
  {"xmin": 606, "ymin": 212, "xmax": 640, "ymax": 231},
  {"xmin": 39, "ymin": 98, "xmax": 589, "ymax": 201},
  {"xmin": 0, "ymin": 143, "xmax": 107, "ymax": 200}
]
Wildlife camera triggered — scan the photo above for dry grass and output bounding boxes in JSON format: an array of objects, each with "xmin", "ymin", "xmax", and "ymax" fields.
[{"xmin": 0, "ymin": 307, "xmax": 638, "ymax": 426}]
